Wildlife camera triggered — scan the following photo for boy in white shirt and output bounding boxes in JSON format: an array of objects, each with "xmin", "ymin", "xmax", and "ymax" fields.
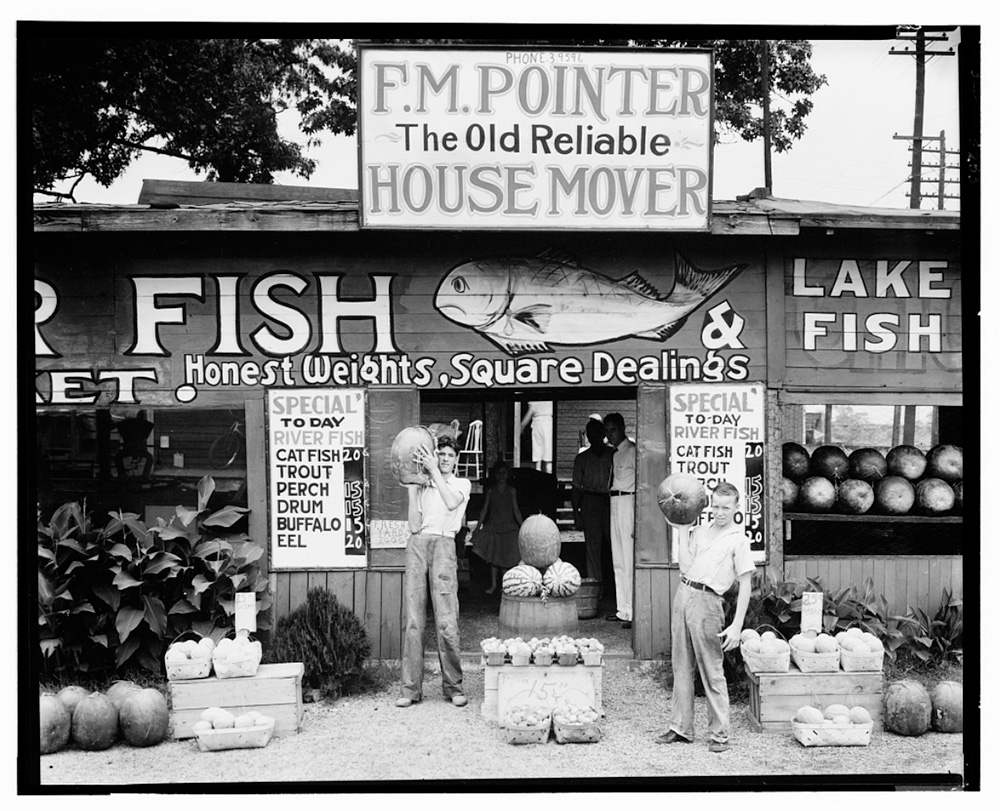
[
  {"xmin": 656, "ymin": 481, "xmax": 754, "ymax": 752},
  {"xmin": 396, "ymin": 436, "xmax": 471, "ymax": 708}
]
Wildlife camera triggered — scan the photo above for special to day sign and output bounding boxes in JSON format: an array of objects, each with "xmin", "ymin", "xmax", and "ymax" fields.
[
  {"xmin": 267, "ymin": 389, "xmax": 367, "ymax": 569},
  {"xmin": 358, "ymin": 46, "xmax": 714, "ymax": 230},
  {"xmin": 669, "ymin": 383, "xmax": 766, "ymax": 563}
]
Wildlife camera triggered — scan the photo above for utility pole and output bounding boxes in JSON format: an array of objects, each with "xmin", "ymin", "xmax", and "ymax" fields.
[
  {"xmin": 895, "ymin": 129, "xmax": 962, "ymax": 209},
  {"xmin": 889, "ymin": 26, "xmax": 956, "ymax": 208}
]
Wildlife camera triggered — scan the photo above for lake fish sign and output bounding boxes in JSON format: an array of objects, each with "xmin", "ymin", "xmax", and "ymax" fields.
[
  {"xmin": 358, "ymin": 45, "xmax": 714, "ymax": 231},
  {"xmin": 435, "ymin": 250, "xmax": 744, "ymax": 356}
]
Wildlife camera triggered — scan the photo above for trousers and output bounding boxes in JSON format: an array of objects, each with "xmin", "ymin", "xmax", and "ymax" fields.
[
  {"xmin": 400, "ymin": 533, "xmax": 463, "ymax": 701},
  {"xmin": 609, "ymin": 494, "xmax": 633, "ymax": 621},
  {"xmin": 668, "ymin": 582, "xmax": 730, "ymax": 743},
  {"xmin": 579, "ymin": 492, "xmax": 610, "ymax": 583}
]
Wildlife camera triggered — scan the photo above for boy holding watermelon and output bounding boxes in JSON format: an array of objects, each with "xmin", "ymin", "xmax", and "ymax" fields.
[
  {"xmin": 656, "ymin": 481, "xmax": 754, "ymax": 753},
  {"xmin": 396, "ymin": 436, "xmax": 472, "ymax": 709}
]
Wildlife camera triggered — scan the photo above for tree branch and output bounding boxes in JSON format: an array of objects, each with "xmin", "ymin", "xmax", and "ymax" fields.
[{"xmin": 113, "ymin": 139, "xmax": 194, "ymax": 162}]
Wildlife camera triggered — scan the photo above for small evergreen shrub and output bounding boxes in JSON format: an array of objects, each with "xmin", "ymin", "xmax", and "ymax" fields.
[{"xmin": 265, "ymin": 588, "xmax": 372, "ymax": 699}]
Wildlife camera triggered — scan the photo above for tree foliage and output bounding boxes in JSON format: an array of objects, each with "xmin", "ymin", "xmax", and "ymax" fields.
[{"xmin": 31, "ymin": 37, "xmax": 825, "ymax": 197}]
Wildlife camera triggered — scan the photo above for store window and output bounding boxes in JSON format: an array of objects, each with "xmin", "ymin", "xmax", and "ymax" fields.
[
  {"xmin": 36, "ymin": 406, "xmax": 247, "ymax": 527},
  {"xmin": 782, "ymin": 402, "xmax": 962, "ymax": 557}
]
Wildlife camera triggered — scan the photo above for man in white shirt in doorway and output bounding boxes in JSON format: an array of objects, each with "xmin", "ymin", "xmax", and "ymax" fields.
[
  {"xmin": 396, "ymin": 436, "xmax": 472, "ymax": 708},
  {"xmin": 603, "ymin": 413, "xmax": 635, "ymax": 629},
  {"xmin": 656, "ymin": 481, "xmax": 754, "ymax": 753}
]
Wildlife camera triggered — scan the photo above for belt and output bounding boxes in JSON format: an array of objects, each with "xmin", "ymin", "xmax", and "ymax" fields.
[
  {"xmin": 609, "ymin": 490, "xmax": 633, "ymax": 497},
  {"xmin": 681, "ymin": 575, "xmax": 717, "ymax": 595},
  {"xmin": 581, "ymin": 489, "xmax": 609, "ymax": 496}
]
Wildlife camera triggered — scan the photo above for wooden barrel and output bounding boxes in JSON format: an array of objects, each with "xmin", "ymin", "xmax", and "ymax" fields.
[
  {"xmin": 498, "ymin": 594, "xmax": 579, "ymax": 640},
  {"xmin": 576, "ymin": 579, "xmax": 601, "ymax": 619}
]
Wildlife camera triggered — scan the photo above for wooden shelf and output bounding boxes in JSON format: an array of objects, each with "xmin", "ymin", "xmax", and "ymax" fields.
[{"xmin": 783, "ymin": 512, "xmax": 962, "ymax": 524}]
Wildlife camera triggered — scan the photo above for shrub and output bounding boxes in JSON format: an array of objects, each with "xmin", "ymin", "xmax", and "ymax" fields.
[
  {"xmin": 265, "ymin": 588, "xmax": 372, "ymax": 700},
  {"xmin": 37, "ymin": 476, "xmax": 271, "ymax": 679}
]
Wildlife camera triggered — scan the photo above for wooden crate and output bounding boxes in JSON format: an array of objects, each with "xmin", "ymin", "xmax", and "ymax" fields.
[
  {"xmin": 746, "ymin": 663, "xmax": 882, "ymax": 733},
  {"xmin": 169, "ymin": 662, "xmax": 304, "ymax": 739},
  {"xmin": 481, "ymin": 662, "xmax": 603, "ymax": 723}
]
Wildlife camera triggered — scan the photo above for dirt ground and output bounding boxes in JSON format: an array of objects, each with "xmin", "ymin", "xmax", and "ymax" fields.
[{"xmin": 36, "ymin": 656, "xmax": 966, "ymax": 791}]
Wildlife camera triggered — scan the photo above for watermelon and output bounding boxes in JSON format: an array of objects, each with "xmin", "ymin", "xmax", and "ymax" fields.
[
  {"xmin": 502, "ymin": 564, "xmax": 544, "ymax": 597},
  {"xmin": 390, "ymin": 426, "xmax": 436, "ymax": 486},
  {"xmin": 72, "ymin": 692, "xmax": 119, "ymax": 751},
  {"xmin": 119, "ymin": 688, "xmax": 170, "ymax": 747},
  {"xmin": 810, "ymin": 446, "xmax": 850, "ymax": 482},
  {"xmin": 517, "ymin": 514, "xmax": 561, "ymax": 569},
  {"xmin": 56, "ymin": 685, "xmax": 90, "ymax": 717},
  {"xmin": 883, "ymin": 679, "xmax": 932, "ymax": 736},
  {"xmin": 656, "ymin": 473, "xmax": 708, "ymax": 526},
  {"xmin": 782, "ymin": 442, "xmax": 811, "ymax": 482},
  {"xmin": 40, "ymin": 693, "xmax": 72, "ymax": 755},
  {"xmin": 106, "ymin": 680, "xmax": 141, "ymax": 711},
  {"xmin": 542, "ymin": 559, "xmax": 582, "ymax": 597},
  {"xmin": 929, "ymin": 681, "xmax": 963, "ymax": 733}
]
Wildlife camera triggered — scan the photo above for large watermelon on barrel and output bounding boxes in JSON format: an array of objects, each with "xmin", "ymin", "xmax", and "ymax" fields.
[
  {"xmin": 883, "ymin": 679, "xmax": 932, "ymax": 736},
  {"xmin": 390, "ymin": 426, "xmax": 436, "ymax": 486},
  {"xmin": 656, "ymin": 473, "xmax": 708, "ymax": 526},
  {"xmin": 517, "ymin": 514, "xmax": 561, "ymax": 569}
]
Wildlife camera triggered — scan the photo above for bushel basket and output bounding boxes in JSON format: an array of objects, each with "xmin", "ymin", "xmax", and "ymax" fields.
[
  {"xmin": 840, "ymin": 647, "xmax": 884, "ymax": 672},
  {"xmin": 165, "ymin": 630, "xmax": 213, "ymax": 681},
  {"xmin": 195, "ymin": 717, "xmax": 274, "ymax": 752},
  {"xmin": 791, "ymin": 717, "xmax": 873, "ymax": 747},
  {"xmin": 791, "ymin": 647, "xmax": 841, "ymax": 673},
  {"xmin": 740, "ymin": 626, "xmax": 790, "ymax": 673},
  {"xmin": 212, "ymin": 631, "xmax": 262, "ymax": 679}
]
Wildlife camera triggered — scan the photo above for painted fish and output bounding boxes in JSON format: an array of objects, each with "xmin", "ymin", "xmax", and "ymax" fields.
[{"xmin": 434, "ymin": 250, "xmax": 746, "ymax": 356}]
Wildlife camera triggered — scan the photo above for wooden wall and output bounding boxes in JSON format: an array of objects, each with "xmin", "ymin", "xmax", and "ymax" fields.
[
  {"xmin": 272, "ymin": 569, "xmax": 405, "ymax": 659},
  {"xmin": 784, "ymin": 556, "xmax": 963, "ymax": 617}
]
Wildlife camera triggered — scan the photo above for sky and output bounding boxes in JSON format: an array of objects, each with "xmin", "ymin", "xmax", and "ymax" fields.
[{"xmin": 37, "ymin": 31, "xmax": 964, "ymax": 211}]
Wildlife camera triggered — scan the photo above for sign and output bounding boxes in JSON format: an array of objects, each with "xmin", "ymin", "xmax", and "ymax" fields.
[
  {"xmin": 33, "ymin": 244, "xmax": 764, "ymax": 406},
  {"xmin": 668, "ymin": 382, "xmax": 766, "ymax": 563},
  {"xmin": 358, "ymin": 46, "xmax": 713, "ymax": 230},
  {"xmin": 369, "ymin": 519, "xmax": 412, "ymax": 549},
  {"xmin": 496, "ymin": 668, "xmax": 600, "ymax": 722},
  {"xmin": 267, "ymin": 389, "xmax": 368, "ymax": 569},
  {"xmin": 800, "ymin": 591, "xmax": 824, "ymax": 634},
  {"xmin": 784, "ymin": 256, "xmax": 962, "ymax": 390},
  {"xmin": 234, "ymin": 592, "xmax": 257, "ymax": 633}
]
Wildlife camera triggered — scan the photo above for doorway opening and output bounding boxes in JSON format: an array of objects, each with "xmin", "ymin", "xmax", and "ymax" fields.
[{"xmin": 417, "ymin": 387, "xmax": 638, "ymax": 655}]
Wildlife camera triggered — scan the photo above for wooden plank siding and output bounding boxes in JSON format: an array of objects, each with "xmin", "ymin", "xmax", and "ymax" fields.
[
  {"xmin": 783, "ymin": 556, "xmax": 962, "ymax": 617},
  {"xmin": 273, "ymin": 569, "xmax": 405, "ymax": 659}
]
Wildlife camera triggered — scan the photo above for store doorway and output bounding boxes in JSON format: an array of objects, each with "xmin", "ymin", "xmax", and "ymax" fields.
[{"xmin": 418, "ymin": 388, "xmax": 637, "ymax": 655}]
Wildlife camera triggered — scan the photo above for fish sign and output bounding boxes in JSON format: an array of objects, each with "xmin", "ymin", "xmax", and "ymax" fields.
[{"xmin": 434, "ymin": 250, "xmax": 745, "ymax": 356}]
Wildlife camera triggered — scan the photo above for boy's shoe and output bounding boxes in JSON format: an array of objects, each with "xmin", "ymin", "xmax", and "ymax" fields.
[
  {"xmin": 395, "ymin": 697, "xmax": 419, "ymax": 708},
  {"xmin": 450, "ymin": 694, "xmax": 468, "ymax": 707},
  {"xmin": 654, "ymin": 730, "xmax": 692, "ymax": 744},
  {"xmin": 708, "ymin": 740, "xmax": 730, "ymax": 753}
]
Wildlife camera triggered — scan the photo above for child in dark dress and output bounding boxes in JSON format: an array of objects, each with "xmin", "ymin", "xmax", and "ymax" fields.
[{"xmin": 471, "ymin": 461, "xmax": 523, "ymax": 594}]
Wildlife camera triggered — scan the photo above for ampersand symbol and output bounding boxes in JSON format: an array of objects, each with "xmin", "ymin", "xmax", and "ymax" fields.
[{"xmin": 700, "ymin": 300, "xmax": 746, "ymax": 349}]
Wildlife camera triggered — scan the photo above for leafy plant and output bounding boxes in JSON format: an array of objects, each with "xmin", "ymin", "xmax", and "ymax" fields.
[
  {"xmin": 36, "ymin": 477, "xmax": 272, "ymax": 679},
  {"xmin": 889, "ymin": 589, "xmax": 963, "ymax": 669},
  {"xmin": 264, "ymin": 588, "xmax": 371, "ymax": 700},
  {"xmin": 37, "ymin": 501, "xmax": 110, "ymax": 675},
  {"xmin": 148, "ymin": 476, "xmax": 273, "ymax": 640}
]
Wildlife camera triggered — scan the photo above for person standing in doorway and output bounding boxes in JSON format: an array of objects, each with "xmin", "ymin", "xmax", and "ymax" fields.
[
  {"xmin": 655, "ymin": 481, "xmax": 754, "ymax": 753},
  {"xmin": 396, "ymin": 436, "xmax": 471, "ymax": 708},
  {"xmin": 520, "ymin": 401, "xmax": 553, "ymax": 474},
  {"xmin": 603, "ymin": 413, "xmax": 635, "ymax": 629},
  {"xmin": 472, "ymin": 460, "xmax": 524, "ymax": 594},
  {"xmin": 572, "ymin": 418, "xmax": 612, "ymax": 587}
]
